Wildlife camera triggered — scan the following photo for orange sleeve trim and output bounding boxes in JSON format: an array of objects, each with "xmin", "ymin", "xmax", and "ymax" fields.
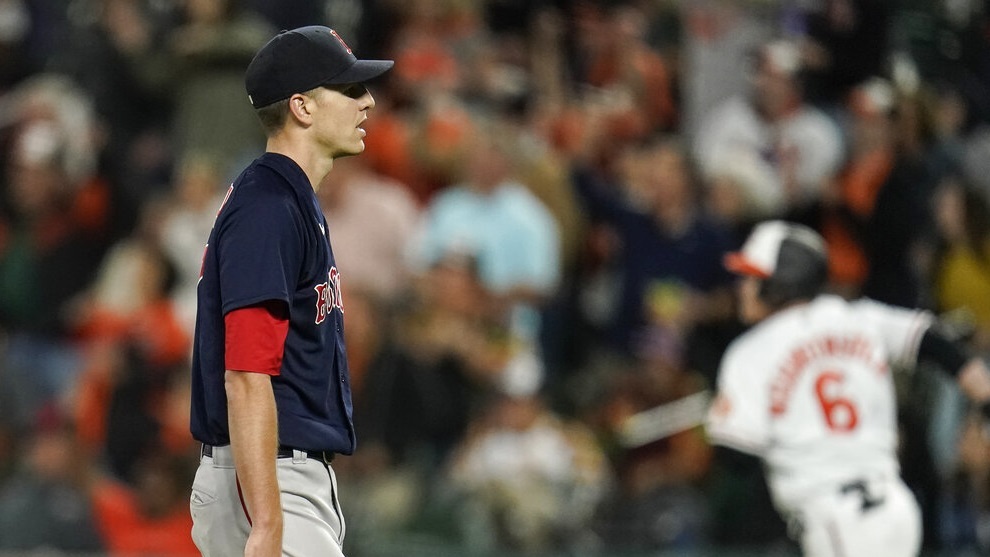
[{"xmin": 224, "ymin": 301, "xmax": 289, "ymax": 375}]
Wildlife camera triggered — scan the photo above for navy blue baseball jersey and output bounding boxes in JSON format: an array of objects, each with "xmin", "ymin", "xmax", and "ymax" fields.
[{"xmin": 190, "ymin": 152, "xmax": 355, "ymax": 454}]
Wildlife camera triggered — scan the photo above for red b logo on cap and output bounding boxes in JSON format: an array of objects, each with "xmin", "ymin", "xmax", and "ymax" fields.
[{"xmin": 329, "ymin": 29, "xmax": 352, "ymax": 55}]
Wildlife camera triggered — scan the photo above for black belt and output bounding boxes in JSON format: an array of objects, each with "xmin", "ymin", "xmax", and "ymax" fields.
[
  {"xmin": 201, "ymin": 444, "xmax": 335, "ymax": 464},
  {"xmin": 840, "ymin": 479, "xmax": 885, "ymax": 512}
]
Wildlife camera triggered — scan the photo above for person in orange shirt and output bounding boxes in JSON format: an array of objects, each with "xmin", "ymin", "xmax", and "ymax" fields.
[
  {"xmin": 92, "ymin": 455, "xmax": 199, "ymax": 557},
  {"xmin": 816, "ymin": 77, "xmax": 932, "ymax": 307}
]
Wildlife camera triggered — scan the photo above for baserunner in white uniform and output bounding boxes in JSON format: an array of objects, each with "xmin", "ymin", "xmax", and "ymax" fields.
[{"xmin": 706, "ymin": 220, "xmax": 990, "ymax": 557}]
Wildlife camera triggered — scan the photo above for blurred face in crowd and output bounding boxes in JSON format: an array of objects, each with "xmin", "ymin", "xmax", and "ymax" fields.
[
  {"xmin": 175, "ymin": 156, "xmax": 222, "ymax": 211},
  {"xmin": 491, "ymin": 394, "xmax": 542, "ymax": 432},
  {"xmin": 647, "ymin": 143, "xmax": 693, "ymax": 219},
  {"xmin": 7, "ymin": 121, "xmax": 65, "ymax": 219},
  {"xmin": 426, "ymin": 252, "xmax": 487, "ymax": 318},
  {"xmin": 135, "ymin": 458, "xmax": 186, "ymax": 518},
  {"xmin": 616, "ymin": 144, "xmax": 651, "ymax": 206},
  {"xmin": 853, "ymin": 111, "xmax": 893, "ymax": 154},
  {"xmin": 847, "ymin": 79, "xmax": 897, "ymax": 154},
  {"xmin": 934, "ymin": 179, "xmax": 966, "ymax": 244},
  {"xmin": 825, "ymin": 0, "xmax": 857, "ymax": 30},
  {"xmin": 184, "ymin": 0, "xmax": 230, "ymax": 24},
  {"xmin": 132, "ymin": 242, "xmax": 171, "ymax": 304},
  {"xmin": 751, "ymin": 57, "xmax": 799, "ymax": 120},
  {"xmin": 464, "ymin": 133, "xmax": 511, "ymax": 192},
  {"xmin": 622, "ymin": 141, "xmax": 694, "ymax": 225},
  {"xmin": 28, "ymin": 428, "xmax": 77, "ymax": 484}
]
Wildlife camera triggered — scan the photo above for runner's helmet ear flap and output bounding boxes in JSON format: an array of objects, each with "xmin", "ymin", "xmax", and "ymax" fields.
[{"xmin": 724, "ymin": 221, "xmax": 828, "ymax": 308}]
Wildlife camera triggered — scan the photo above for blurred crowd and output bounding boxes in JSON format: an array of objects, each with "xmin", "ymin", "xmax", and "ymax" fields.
[{"xmin": 1, "ymin": 0, "xmax": 990, "ymax": 555}]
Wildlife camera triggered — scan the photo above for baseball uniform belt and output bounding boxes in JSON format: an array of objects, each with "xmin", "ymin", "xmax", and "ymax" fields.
[
  {"xmin": 201, "ymin": 443, "xmax": 335, "ymax": 465},
  {"xmin": 839, "ymin": 478, "xmax": 886, "ymax": 512}
]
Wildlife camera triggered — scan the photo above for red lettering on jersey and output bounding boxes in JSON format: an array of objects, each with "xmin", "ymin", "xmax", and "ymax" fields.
[
  {"xmin": 329, "ymin": 267, "xmax": 343, "ymax": 312},
  {"xmin": 770, "ymin": 334, "xmax": 879, "ymax": 417},
  {"xmin": 313, "ymin": 266, "xmax": 344, "ymax": 324},
  {"xmin": 814, "ymin": 370, "xmax": 859, "ymax": 432},
  {"xmin": 314, "ymin": 283, "xmax": 329, "ymax": 324}
]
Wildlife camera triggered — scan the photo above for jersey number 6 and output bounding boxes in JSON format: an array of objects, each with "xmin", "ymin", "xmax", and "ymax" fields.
[{"xmin": 814, "ymin": 371, "xmax": 859, "ymax": 432}]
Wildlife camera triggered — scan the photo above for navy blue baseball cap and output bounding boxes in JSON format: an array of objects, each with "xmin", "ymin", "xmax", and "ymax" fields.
[{"xmin": 245, "ymin": 26, "xmax": 394, "ymax": 108}]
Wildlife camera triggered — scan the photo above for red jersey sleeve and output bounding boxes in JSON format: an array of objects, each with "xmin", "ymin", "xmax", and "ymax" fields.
[{"xmin": 224, "ymin": 300, "xmax": 289, "ymax": 375}]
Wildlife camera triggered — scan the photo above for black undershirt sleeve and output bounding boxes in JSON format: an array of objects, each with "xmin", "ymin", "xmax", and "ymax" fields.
[
  {"xmin": 916, "ymin": 328, "xmax": 969, "ymax": 377},
  {"xmin": 917, "ymin": 327, "xmax": 990, "ymax": 421}
]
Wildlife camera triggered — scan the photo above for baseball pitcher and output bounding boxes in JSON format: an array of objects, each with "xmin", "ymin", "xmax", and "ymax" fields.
[{"xmin": 188, "ymin": 26, "xmax": 392, "ymax": 557}]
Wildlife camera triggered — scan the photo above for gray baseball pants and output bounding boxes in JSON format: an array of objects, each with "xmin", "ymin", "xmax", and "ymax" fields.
[{"xmin": 190, "ymin": 445, "xmax": 346, "ymax": 557}]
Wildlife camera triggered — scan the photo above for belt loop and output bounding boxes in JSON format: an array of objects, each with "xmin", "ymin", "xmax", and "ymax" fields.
[{"xmin": 292, "ymin": 449, "xmax": 307, "ymax": 464}]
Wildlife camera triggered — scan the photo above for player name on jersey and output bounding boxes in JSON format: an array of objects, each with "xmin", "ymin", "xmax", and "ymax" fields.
[
  {"xmin": 314, "ymin": 267, "xmax": 344, "ymax": 324},
  {"xmin": 770, "ymin": 333, "xmax": 889, "ymax": 418}
]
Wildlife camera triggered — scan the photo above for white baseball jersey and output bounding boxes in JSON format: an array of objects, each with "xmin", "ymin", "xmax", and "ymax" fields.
[{"xmin": 706, "ymin": 294, "xmax": 932, "ymax": 513}]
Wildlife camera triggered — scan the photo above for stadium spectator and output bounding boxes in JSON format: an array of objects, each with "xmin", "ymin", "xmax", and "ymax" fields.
[
  {"xmin": 411, "ymin": 116, "xmax": 560, "ymax": 344},
  {"xmin": 91, "ymin": 454, "xmax": 199, "ymax": 557},
  {"xmin": 679, "ymin": 0, "xmax": 771, "ymax": 143},
  {"xmin": 355, "ymin": 249, "xmax": 517, "ymax": 469},
  {"xmin": 589, "ymin": 352, "xmax": 713, "ymax": 552},
  {"xmin": 693, "ymin": 39, "xmax": 844, "ymax": 217},
  {"xmin": 120, "ymin": 0, "xmax": 275, "ymax": 179},
  {"xmin": 806, "ymin": 78, "xmax": 934, "ymax": 306},
  {"xmin": 572, "ymin": 2, "xmax": 677, "ymax": 140},
  {"xmin": 446, "ymin": 366, "xmax": 609, "ymax": 553},
  {"xmin": 931, "ymin": 177, "xmax": 990, "ymax": 354},
  {"xmin": 318, "ymin": 155, "xmax": 421, "ymax": 308},
  {"xmin": 158, "ymin": 155, "xmax": 229, "ymax": 335},
  {"xmin": 0, "ymin": 407, "xmax": 105, "ymax": 552},
  {"xmin": 799, "ymin": 0, "xmax": 892, "ymax": 109},
  {"xmin": 570, "ymin": 136, "xmax": 736, "ymax": 364},
  {"xmin": 0, "ymin": 74, "xmax": 112, "ymax": 427}
]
